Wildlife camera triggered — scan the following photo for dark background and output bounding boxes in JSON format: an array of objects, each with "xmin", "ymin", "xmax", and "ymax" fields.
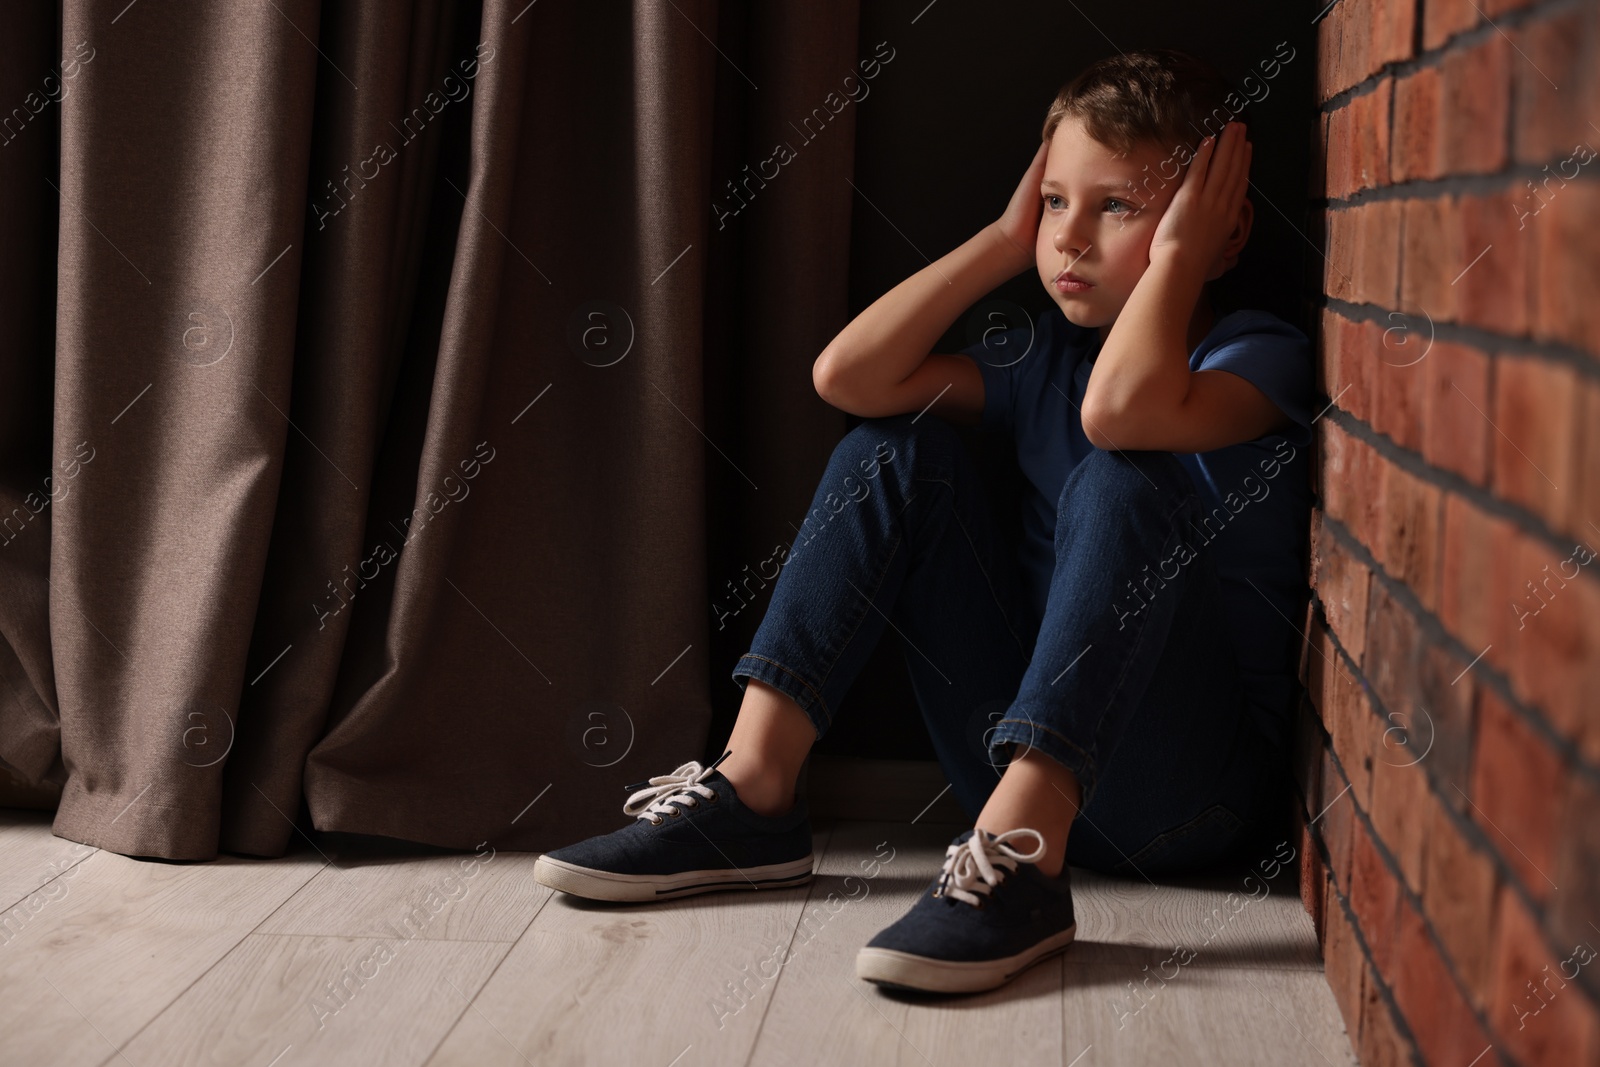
[{"xmin": 713, "ymin": 1, "xmax": 1321, "ymax": 765}]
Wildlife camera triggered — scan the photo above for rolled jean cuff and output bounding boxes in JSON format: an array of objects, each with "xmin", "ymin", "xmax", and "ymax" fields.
[
  {"xmin": 731, "ymin": 654, "xmax": 829, "ymax": 740},
  {"xmin": 987, "ymin": 716, "xmax": 1100, "ymax": 804}
]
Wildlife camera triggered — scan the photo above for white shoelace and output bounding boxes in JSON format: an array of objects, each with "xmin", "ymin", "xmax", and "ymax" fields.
[
  {"xmin": 934, "ymin": 828, "xmax": 1047, "ymax": 907},
  {"xmin": 622, "ymin": 755, "xmax": 728, "ymax": 826}
]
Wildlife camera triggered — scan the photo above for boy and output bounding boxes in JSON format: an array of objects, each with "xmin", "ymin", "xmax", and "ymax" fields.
[{"xmin": 533, "ymin": 49, "xmax": 1313, "ymax": 996}]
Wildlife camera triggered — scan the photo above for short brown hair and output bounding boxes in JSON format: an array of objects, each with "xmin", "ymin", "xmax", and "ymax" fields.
[{"xmin": 1041, "ymin": 48, "xmax": 1250, "ymax": 159}]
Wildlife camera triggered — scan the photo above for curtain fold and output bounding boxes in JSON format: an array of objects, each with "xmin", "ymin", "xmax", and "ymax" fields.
[{"xmin": 0, "ymin": 0, "xmax": 863, "ymax": 860}]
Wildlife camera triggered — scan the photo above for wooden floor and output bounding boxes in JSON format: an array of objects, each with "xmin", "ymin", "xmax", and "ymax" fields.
[{"xmin": 0, "ymin": 808, "xmax": 1359, "ymax": 1066}]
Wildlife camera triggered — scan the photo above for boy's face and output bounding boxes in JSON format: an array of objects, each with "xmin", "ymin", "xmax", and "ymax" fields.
[{"xmin": 1035, "ymin": 115, "xmax": 1205, "ymax": 340}]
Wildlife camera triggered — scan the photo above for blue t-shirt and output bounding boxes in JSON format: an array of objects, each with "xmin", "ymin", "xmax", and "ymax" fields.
[{"xmin": 963, "ymin": 306, "xmax": 1314, "ymax": 753}]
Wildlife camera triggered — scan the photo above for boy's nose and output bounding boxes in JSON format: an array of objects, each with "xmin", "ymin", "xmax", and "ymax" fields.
[
  {"xmin": 1053, "ymin": 230, "xmax": 1089, "ymax": 260},
  {"xmin": 1052, "ymin": 214, "xmax": 1091, "ymax": 257}
]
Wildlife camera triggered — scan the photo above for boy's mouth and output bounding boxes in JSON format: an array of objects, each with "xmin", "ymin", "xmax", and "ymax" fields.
[{"xmin": 1054, "ymin": 270, "xmax": 1094, "ymax": 293}]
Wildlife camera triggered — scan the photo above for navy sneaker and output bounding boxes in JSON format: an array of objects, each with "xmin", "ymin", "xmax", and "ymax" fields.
[
  {"xmin": 855, "ymin": 827, "xmax": 1076, "ymax": 993},
  {"xmin": 532, "ymin": 752, "xmax": 814, "ymax": 902}
]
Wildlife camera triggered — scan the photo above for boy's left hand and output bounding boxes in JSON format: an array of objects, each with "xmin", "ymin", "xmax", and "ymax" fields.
[{"xmin": 1148, "ymin": 121, "xmax": 1251, "ymax": 276}]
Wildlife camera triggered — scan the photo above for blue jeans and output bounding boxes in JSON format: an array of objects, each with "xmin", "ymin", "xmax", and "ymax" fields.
[{"xmin": 731, "ymin": 413, "xmax": 1285, "ymax": 877}]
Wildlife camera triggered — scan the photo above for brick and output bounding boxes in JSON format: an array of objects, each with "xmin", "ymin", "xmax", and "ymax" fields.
[
  {"xmin": 1330, "ymin": 654, "xmax": 1375, "ymax": 811},
  {"xmin": 1312, "ymin": 518, "xmax": 1372, "ymax": 652},
  {"xmin": 1315, "ymin": 421, "xmax": 1336, "ymax": 508},
  {"xmin": 1470, "ymin": 687, "xmax": 1565, "ymax": 902},
  {"xmin": 1423, "ymin": 0, "xmax": 1478, "ymax": 52},
  {"xmin": 1320, "ymin": 869, "xmax": 1334, "ymax": 957},
  {"xmin": 1588, "ymin": 2, "xmax": 1600, "ymax": 144},
  {"xmin": 1339, "ymin": 86, "xmax": 1388, "ymax": 199},
  {"xmin": 1328, "ymin": 80, "xmax": 1393, "ymax": 198},
  {"xmin": 1326, "ymin": 106, "xmax": 1352, "ymax": 200},
  {"xmin": 1529, "ymin": 179, "xmax": 1600, "ymax": 354},
  {"xmin": 1482, "ymin": 0, "xmax": 1537, "ymax": 14},
  {"xmin": 1320, "ymin": 745, "xmax": 1358, "ymax": 892},
  {"xmin": 1325, "ymin": 884, "xmax": 1367, "ymax": 1038},
  {"xmin": 1308, "ymin": 569, "xmax": 1364, "ymax": 702},
  {"xmin": 1326, "ymin": 208, "xmax": 1368, "ymax": 305},
  {"xmin": 1301, "ymin": 806, "xmax": 1327, "ymax": 936},
  {"xmin": 1370, "ymin": 744, "xmax": 1430, "ymax": 894},
  {"xmin": 1312, "ymin": 109, "xmax": 1329, "ymax": 198},
  {"xmin": 1379, "ymin": 461, "xmax": 1443, "ymax": 610},
  {"xmin": 1439, "ymin": 492, "xmax": 1520, "ymax": 657},
  {"xmin": 1356, "ymin": 199, "xmax": 1402, "ymax": 306},
  {"xmin": 1318, "ymin": 420, "xmax": 1385, "ymax": 555},
  {"xmin": 1339, "ymin": 0, "xmax": 1373, "ymax": 96},
  {"xmin": 1359, "ymin": 958, "xmax": 1415, "ymax": 1067},
  {"xmin": 1400, "ymin": 196, "xmax": 1459, "ymax": 322},
  {"xmin": 1346, "ymin": 316, "xmax": 1383, "ymax": 428},
  {"xmin": 1318, "ymin": 307, "xmax": 1343, "ymax": 405},
  {"xmin": 1346, "ymin": 315, "xmax": 1383, "ymax": 428},
  {"xmin": 1371, "ymin": 309, "xmax": 1434, "ymax": 421},
  {"xmin": 1350, "ymin": 816, "xmax": 1402, "ymax": 978},
  {"xmin": 1393, "ymin": 895, "xmax": 1499, "ymax": 1067},
  {"xmin": 1455, "ymin": 191, "xmax": 1529, "ymax": 336},
  {"xmin": 1440, "ymin": 36, "xmax": 1512, "ymax": 175},
  {"xmin": 1492, "ymin": 355, "xmax": 1579, "ymax": 533},
  {"xmin": 1579, "ymin": 381, "xmax": 1600, "ymax": 546},
  {"xmin": 1355, "ymin": 437, "xmax": 1387, "ymax": 560},
  {"xmin": 1421, "ymin": 340, "xmax": 1492, "ymax": 487},
  {"xmin": 1301, "ymin": 584, "xmax": 1323, "ymax": 688},
  {"xmin": 1318, "ymin": 312, "xmax": 1383, "ymax": 434},
  {"xmin": 1318, "ymin": 0, "xmax": 1349, "ymax": 104},
  {"xmin": 1363, "ymin": 580, "xmax": 1423, "ymax": 720},
  {"xmin": 1326, "ymin": 209, "xmax": 1354, "ymax": 303},
  {"xmin": 1392, "ymin": 66, "xmax": 1441, "ymax": 183},
  {"xmin": 1369, "ymin": 0, "xmax": 1415, "ymax": 69},
  {"xmin": 1550, "ymin": 771, "xmax": 1600, "ymax": 1003},
  {"xmin": 1510, "ymin": 534, "xmax": 1600, "ymax": 756},
  {"xmin": 1414, "ymin": 640, "xmax": 1477, "ymax": 803},
  {"xmin": 1511, "ymin": 169, "xmax": 1573, "ymax": 235},
  {"xmin": 1371, "ymin": 340, "xmax": 1427, "ymax": 452},
  {"xmin": 1423, "ymin": 799, "xmax": 1500, "ymax": 1005},
  {"xmin": 1488, "ymin": 885, "xmax": 1600, "ymax": 1065},
  {"xmin": 1512, "ymin": 10, "xmax": 1590, "ymax": 166}
]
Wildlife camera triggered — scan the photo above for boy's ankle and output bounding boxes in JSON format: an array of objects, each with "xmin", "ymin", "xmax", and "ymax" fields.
[
  {"xmin": 745, "ymin": 794, "xmax": 798, "ymax": 818},
  {"xmin": 720, "ymin": 765, "xmax": 798, "ymax": 818}
]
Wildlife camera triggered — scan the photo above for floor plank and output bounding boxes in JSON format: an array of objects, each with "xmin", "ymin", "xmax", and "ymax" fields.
[
  {"xmin": 1061, "ymin": 962, "xmax": 1359, "ymax": 1065},
  {"xmin": 116, "ymin": 934, "xmax": 509, "ymax": 1067},
  {"xmin": 1067, "ymin": 860, "xmax": 1323, "ymax": 971},
  {"xmin": 256, "ymin": 842, "xmax": 545, "ymax": 942},
  {"xmin": 0, "ymin": 812, "xmax": 98, "ymax": 936},
  {"xmin": 0, "ymin": 846, "xmax": 324, "ymax": 1067},
  {"xmin": 422, "ymin": 825, "xmax": 838, "ymax": 1067}
]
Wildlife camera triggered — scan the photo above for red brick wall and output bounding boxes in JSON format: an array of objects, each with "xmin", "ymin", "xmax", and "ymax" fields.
[{"xmin": 1295, "ymin": 1, "xmax": 1600, "ymax": 1065}]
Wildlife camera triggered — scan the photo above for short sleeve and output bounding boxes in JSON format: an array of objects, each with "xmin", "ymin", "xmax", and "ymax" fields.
[
  {"xmin": 1195, "ymin": 314, "xmax": 1315, "ymax": 447},
  {"xmin": 960, "ymin": 310, "xmax": 1058, "ymax": 434}
]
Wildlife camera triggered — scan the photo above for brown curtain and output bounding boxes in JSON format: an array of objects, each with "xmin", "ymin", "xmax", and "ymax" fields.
[{"xmin": 0, "ymin": 0, "xmax": 861, "ymax": 860}]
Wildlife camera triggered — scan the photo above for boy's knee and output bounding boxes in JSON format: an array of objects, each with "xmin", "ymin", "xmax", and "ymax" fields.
[
  {"xmin": 1055, "ymin": 448, "xmax": 1190, "ymax": 518},
  {"xmin": 837, "ymin": 412, "xmax": 957, "ymax": 473}
]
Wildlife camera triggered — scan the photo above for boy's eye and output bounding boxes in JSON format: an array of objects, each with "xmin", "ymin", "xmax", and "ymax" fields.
[{"xmin": 1041, "ymin": 194, "xmax": 1137, "ymax": 215}]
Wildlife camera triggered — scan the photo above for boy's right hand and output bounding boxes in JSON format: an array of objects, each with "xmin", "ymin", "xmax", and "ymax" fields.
[{"xmin": 990, "ymin": 140, "xmax": 1049, "ymax": 275}]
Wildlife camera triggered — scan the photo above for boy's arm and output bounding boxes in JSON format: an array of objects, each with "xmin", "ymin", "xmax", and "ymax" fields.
[
  {"xmin": 1080, "ymin": 254, "xmax": 1291, "ymax": 452},
  {"xmin": 1081, "ymin": 123, "xmax": 1290, "ymax": 453},
  {"xmin": 814, "ymin": 144, "xmax": 1049, "ymax": 422}
]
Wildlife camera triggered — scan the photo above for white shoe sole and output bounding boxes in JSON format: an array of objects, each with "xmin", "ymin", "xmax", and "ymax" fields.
[
  {"xmin": 533, "ymin": 853, "xmax": 815, "ymax": 902},
  {"xmin": 855, "ymin": 923, "xmax": 1078, "ymax": 993}
]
